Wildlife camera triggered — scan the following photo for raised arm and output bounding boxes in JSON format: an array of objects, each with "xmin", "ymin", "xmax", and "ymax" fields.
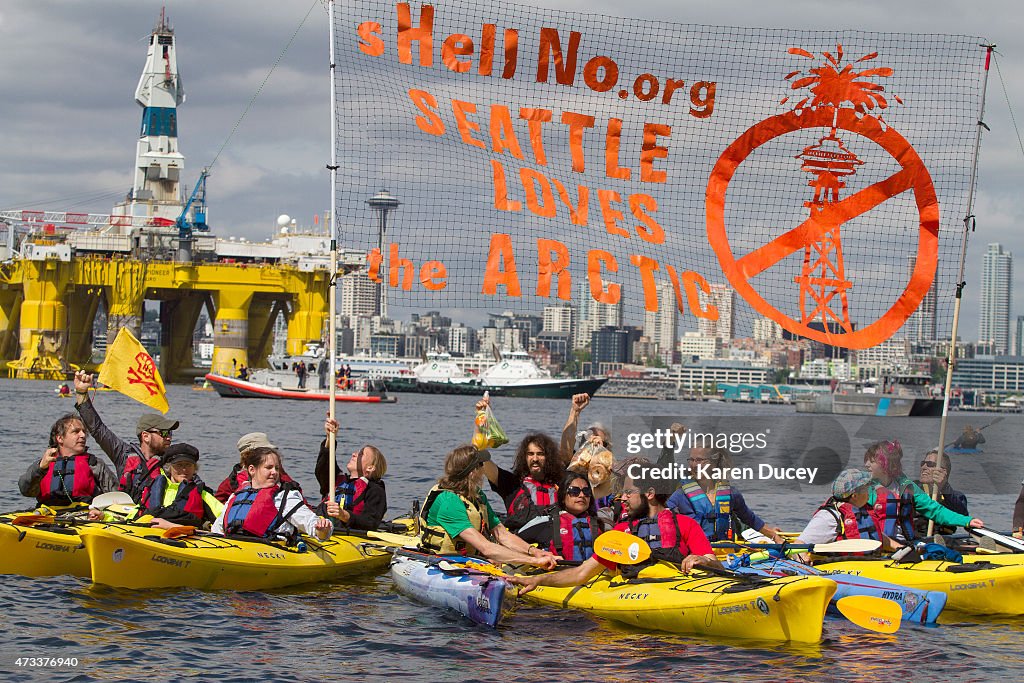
[{"xmin": 560, "ymin": 393, "xmax": 590, "ymax": 465}]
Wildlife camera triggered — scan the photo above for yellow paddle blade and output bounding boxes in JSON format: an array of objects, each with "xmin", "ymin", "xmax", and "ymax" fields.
[
  {"xmin": 593, "ymin": 530, "xmax": 651, "ymax": 565},
  {"xmin": 366, "ymin": 530, "xmax": 418, "ymax": 547},
  {"xmin": 11, "ymin": 514, "xmax": 56, "ymax": 527},
  {"xmin": 835, "ymin": 595, "xmax": 902, "ymax": 634}
]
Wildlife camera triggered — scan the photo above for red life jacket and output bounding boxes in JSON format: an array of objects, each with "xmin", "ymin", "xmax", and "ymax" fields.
[
  {"xmin": 552, "ymin": 511, "xmax": 600, "ymax": 561},
  {"xmin": 508, "ymin": 477, "xmax": 558, "ymax": 515},
  {"xmin": 38, "ymin": 453, "xmax": 98, "ymax": 505},
  {"xmin": 819, "ymin": 498, "xmax": 880, "ymax": 541},
  {"xmin": 233, "ymin": 467, "xmax": 301, "ymax": 495},
  {"xmin": 121, "ymin": 453, "xmax": 162, "ymax": 500},
  {"xmin": 139, "ymin": 473, "xmax": 208, "ymax": 520},
  {"xmin": 223, "ymin": 485, "xmax": 304, "ymax": 540},
  {"xmin": 870, "ymin": 484, "xmax": 917, "ymax": 542},
  {"xmin": 330, "ymin": 476, "xmax": 369, "ymax": 515}
]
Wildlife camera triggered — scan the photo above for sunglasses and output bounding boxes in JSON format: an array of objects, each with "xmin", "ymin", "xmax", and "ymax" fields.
[
  {"xmin": 566, "ymin": 485, "xmax": 592, "ymax": 497},
  {"xmin": 147, "ymin": 429, "xmax": 172, "ymax": 438},
  {"xmin": 920, "ymin": 460, "xmax": 939, "ymax": 468}
]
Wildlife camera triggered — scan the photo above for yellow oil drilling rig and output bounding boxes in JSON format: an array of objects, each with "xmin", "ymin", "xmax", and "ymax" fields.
[{"xmin": 0, "ymin": 10, "xmax": 363, "ymax": 383}]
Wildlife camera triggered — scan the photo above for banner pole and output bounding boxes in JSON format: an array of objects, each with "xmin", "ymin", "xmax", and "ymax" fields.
[
  {"xmin": 326, "ymin": 0, "xmax": 339, "ymax": 503},
  {"xmin": 929, "ymin": 43, "xmax": 995, "ymax": 536}
]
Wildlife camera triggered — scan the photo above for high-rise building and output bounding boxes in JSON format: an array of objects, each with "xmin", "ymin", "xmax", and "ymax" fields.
[
  {"xmin": 643, "ymin": 281, "xmax": 678, "ymax": 364},
  {"xmin": 979, "ymin": 243, "xmax": 1012, "ymax": 354},
  {"xmin": 752, "ymin": 317, "xmax": 783, "ymax": 342},
  {"xmin": 340, "ymin": 272, "xmax": 379, "ymax": 318},
  {"xmin": 697, "ymin": 284, "xmax": 735, "ymax": 341},
  {"xmin": 543, "ymin": 304, "xmax": 574, "ymax": 335},
  {"xmin": 574, "ymin": 281, "xmax": 622, "ymax": 349},
  {"xmin": 906, "ymin": 255, "xmax": 937, "ymax": 343},
  {"xmin": 1015, "ymin": 315, "xmax": 1024, "ymax": 356}
]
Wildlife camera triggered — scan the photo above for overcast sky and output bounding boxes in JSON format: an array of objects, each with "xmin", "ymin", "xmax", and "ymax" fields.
[{"xmin": 2, "ymin": 0, "xmax": 1021, "ymax": 341}]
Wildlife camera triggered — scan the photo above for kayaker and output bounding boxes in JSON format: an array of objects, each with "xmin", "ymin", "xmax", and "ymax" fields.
[
  {"xmin": 214, "ymin": 432, "xmax": 303, "ymax": 503},
  {"xmin": 560, "ymin": 392, "xmax": 610, "ymax": 466},
  {"xmin": 667, "ymin": 446, "xmax": 784, "ymax": 543},
  {"xmin": 418, "ymin": 444, "xmax": 558, "ymax": 569},
  {"xmin": 862, "ymin": 439, "xmax": 983, "ymax": 546},
  {"xmin": 953, "ymin": 424, "xmax": 985, "ymax": 450},
  {"xmin": 314, "ymin": 416, "xmax": 387, "ymax": 531},
  {"xmin": 211, "ymin": 446, "xmax": 332, "ymax": 543},
  {"xmin": 476, "ymin": 394, "xmax": 564, "ymax": 544},
  {"xmin": 509, "ymin": 466, "xmax": 719, "ymax": 593},
  {"xmin": 19, "ymin": 413, "xmax": 118, "ymax": 505},
  {"xmin": 794, "ymin": 468, "xmax": 894, "ymax": 555},
  {"xmin": 914, "ymin": 449, "xmax": 969, "ymax": 537},
  {"xmin": 546, "ymin": 472, "xmax": 603, "ymax": 561},
  {"xmin": 72, "ymin": 369, "xmax": 179, "ymax": 499},
  {"xmin": 88, "ymin": 442, "xmax": 224, "ymax": 529}
]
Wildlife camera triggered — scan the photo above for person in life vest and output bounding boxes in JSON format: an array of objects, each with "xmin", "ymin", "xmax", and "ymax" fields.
[
  {"xmin": 314, "ymin": 416, "xmax": 387, "ymax": 531},
  {"xmin": 560, "ymin": 392, "xmax": 610, "ymax": 467},
  {"xmin": 19, "ymin": 414, "xmax": 118, "ymax": 505},
  {"xmin": 88, "ymin": 443, "xmax": 224, "ymax": 529},
  {"xmin": 509, "ymin": 463, "xmax": 719, "ymax": 594},
  {"xmin": 211, "ymin": 446, "xmax": 332, "ymax": 542},
  {"xmin": 547, "ymin": 472, "xmax": 603, "ymax": 561},
  {"xmin": 72, "ymin": 369, "xmax": 178, "ymax": 501},
  {"xmin": 792, "ymin": 468, "xmax": 892, "ymax": 560},
  {"xmin": 863, "ymin": 439, "xmax": 983, "ymax": 548},
  {"xmin": 952, "ymin": 424, "xmax": 985, "ymax": 450},
  {"xmin": 418, "ymin": 444, "xmax": 558, "ymax": 569},
  {"xmin": 914, "ymin": 449, "xmax": 969, "ymax": 537},
  {"xmin": 214, "ymin": 432, "xmax": 302, "ymax": 503},
  {"xmin": 477, "ymin": 394, "xmax": 564, "ymax": 544},
  {"xmin": 666, "ymin": 445, "xmax": 784, "ymax": 543}
]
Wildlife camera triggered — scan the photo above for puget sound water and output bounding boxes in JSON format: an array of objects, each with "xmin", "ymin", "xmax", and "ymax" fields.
[{"xmin": 0, "ymin": 378, "xmax": 1021, "ymax": 682}]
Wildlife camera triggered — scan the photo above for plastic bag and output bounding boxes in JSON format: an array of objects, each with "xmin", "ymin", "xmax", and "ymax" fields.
[{"xmin": 472, "ymin": 399, "xmax": 508, "ymax": 450}]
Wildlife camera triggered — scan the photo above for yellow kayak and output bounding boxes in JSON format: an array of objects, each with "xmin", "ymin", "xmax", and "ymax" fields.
[
  {"xmin": 815, "ymin": 557, "xmax": 1024, "ymax": 615},
  {"xmin": 79, "ymin": 524, "xmax": 394, "ymax": 590},
  {"xmin": 0, "ymin": 505, "xmax": 93, "ymax": 578},
  {"xmin": 522, "ymin": 562, "xmax": 836, "ymax": 643}
]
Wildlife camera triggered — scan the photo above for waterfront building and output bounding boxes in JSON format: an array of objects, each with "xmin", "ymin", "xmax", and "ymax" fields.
[
  {"xmin": 667, "ymin": 360, "xmax": 770, "ymax": 390},
  {"xmin": 979, "ymin": 243, "xmax": 1012, "ymax": 355},
  {"xmin": 952, "ymin": 355, "xmax": 1024, "ymax": 395},
  {"xmin": 753, "ymin": 317, "xmax": 783, "ymax": 342},
  {"xmin": 591, "ymin": 325, "xmax": 642, "ymax": 367}
]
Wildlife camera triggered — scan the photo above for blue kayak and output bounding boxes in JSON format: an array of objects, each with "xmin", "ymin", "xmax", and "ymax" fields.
[
  {"xmin": 390, "ymin": 550, "xmax": 510, "ymax": 627},
  {"xmin": 946, "ymin": 447, "xmax": 983, "ymax": 455},
  {"xmin": 737, "ymin": 557, "xmax": 947, "ymax": 625}
]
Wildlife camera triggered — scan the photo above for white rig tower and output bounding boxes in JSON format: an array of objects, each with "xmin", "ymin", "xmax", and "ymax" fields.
[{"xmin": 112, "ymin": 8, "xmax": 186, "ymax": 225}]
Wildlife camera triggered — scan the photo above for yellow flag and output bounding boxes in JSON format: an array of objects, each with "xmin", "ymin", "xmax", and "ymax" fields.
[{"xmin": 98, "ymin": 328, "xmax": 170, "ymax": 413}]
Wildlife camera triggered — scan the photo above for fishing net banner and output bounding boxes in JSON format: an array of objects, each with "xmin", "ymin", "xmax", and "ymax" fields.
[{"xmin": 332, "ymin": 0, "xmax": 986, "ymax": 349}]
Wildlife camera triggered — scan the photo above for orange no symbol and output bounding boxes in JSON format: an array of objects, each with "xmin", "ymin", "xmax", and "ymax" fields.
[{"xmin": 706, "ymin": 107, "xmax": 938, "ymax": 349}]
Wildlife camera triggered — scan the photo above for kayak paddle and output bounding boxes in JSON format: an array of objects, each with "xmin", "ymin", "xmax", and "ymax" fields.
[
  {"xmin": 593, "ymin": 529, "xmax": 652, "ymax": 565},
  {"xmin": 713, "ymin": 538, "xmax": 882, "ymax": 554},
  {"xmin": 969, "ymin": 527, "xmax": 1024, "ymax": 553},
  {"xmin": 835, "ymin": 595, "xmax": 902, "ymax": 634}
]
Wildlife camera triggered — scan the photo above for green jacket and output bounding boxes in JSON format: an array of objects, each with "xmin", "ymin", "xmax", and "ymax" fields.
[{"xmin": 866, "ymin": 475, "xmax": 972, "ymax": 531}]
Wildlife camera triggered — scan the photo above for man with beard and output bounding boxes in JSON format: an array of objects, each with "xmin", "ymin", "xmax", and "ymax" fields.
[
  {"xmin": 20, "ymin": 413, "xmax": 118, "ymax": 505},
  {"xmin": 509, "ymin": 461, "xmax": 718, "ymax": 593},
  {"xmin": 481, "ymin": 431, "xmax": 565, "ymax": 545},
  {"xmin": 72, "ymin": 370, "xmax": 179, "ymax": 502}
]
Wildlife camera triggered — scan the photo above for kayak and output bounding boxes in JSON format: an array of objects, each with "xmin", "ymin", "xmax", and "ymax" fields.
[
  {"xmin": 0, "ymin": 505, "xmax": 93, "ymax": 578},
  {"xmin": 738, "ymin": 557, "xmax": 946, "ymax": 624},
  {"xmin": 945, "ymin": 447, "xmax": 982, "ymax": 455},
  {"xmin": 79, "ymin": 523, "xmax": 393, "ymax": 590},
  {"xmin": 390, "ymin": 550, "xmax": 511, "ymax": 627},
  {"xmin": 815, "ymin": 557, "xmax": 1024, "ymax": 615},
  {"xmin": 522, "ymin": 562, "xmax": 836, "ymax": 643}
]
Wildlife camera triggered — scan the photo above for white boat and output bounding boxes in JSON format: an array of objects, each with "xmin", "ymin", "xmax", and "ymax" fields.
[
  {"xmin": 476, "ymin": 350, "xmax": 607, "ymax": 399},
  {"xmin": 411, "ymin": 351, "xmax": 474, "ymax": 384}
]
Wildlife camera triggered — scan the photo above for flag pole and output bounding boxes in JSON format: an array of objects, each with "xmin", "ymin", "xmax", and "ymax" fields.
[
  {"xmin": 929, "ymin": 44, "xmax": 995, "ymax": 535},
  {"xmin": 326, "ymin": 0, "xmax": 339, "ymax": 502}
]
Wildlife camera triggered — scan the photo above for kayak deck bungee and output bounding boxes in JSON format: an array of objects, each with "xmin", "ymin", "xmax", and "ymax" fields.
[
  {"xmin": 520, "ymin": 561, "xmax": 836, "ymax": 643},
  {"xmin": 738, "ymin": 557, "xmax": 946, "ymax": 625},
  {"xmin": 0, "ymin": 505, "xmax": 94, "ymax": 578},
  {"xmin": 79, "ymin": 523, "xmax": 393, "ymax": 590},
  {"xmin": 815, "ymin": 557, "xmax": 1024, "ymax": 616},
  {"xmin": 390, "ymin": 550, "xmax": 511, "ymax": 627}
]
